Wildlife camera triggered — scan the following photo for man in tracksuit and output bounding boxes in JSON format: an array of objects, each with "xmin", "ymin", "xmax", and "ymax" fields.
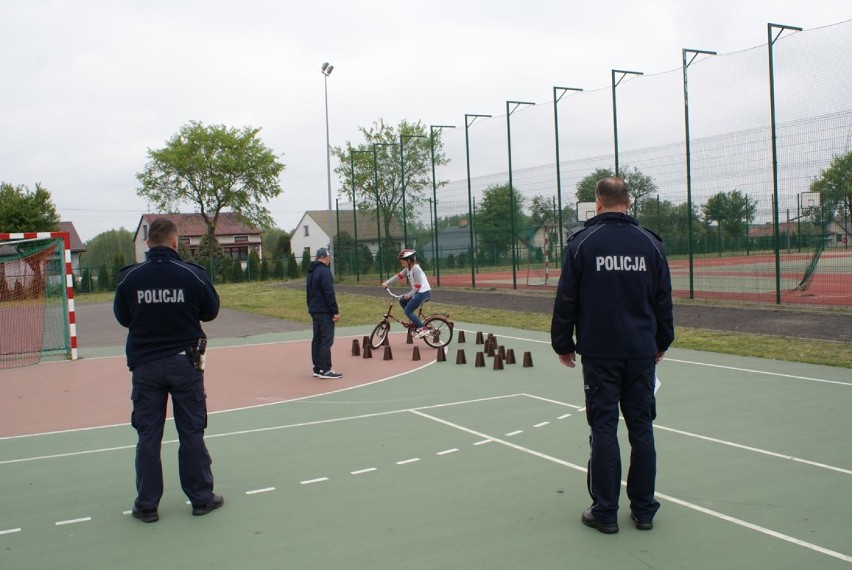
[
  {"xmin": 551, "ymin": 176, "xmax": 674, "ymax": 534},
  {"xmin": 306, "ymin": 247, "xmax": 341, "ymax": 379},
  {"xmin": 114, "ymin": 218, "xmax": 223, "ymax": 523}
]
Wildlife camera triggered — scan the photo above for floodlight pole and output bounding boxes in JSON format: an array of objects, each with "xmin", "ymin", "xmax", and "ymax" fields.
[
  {"xmin": 506, "ymin": 100, "xmax": 536, "ymax": 289},
  {"xmin": 321, "ymin": 62, "xmax": 335, "ymax": 273},
  {"xmin": 768, "ymin": 23, "xmax": 802, "ymax": 304},
  {"xmin": 682, "ymin": 49, "xmax": 716, "ymax": 300},
  {"xmin": 430, "ymin": 124, "xmax": 456, "ymax": 285},
  {"xmin": 611, "ymin": 69, "xmax": 643, "ymax": 177},
  {"xmin": 553, "ymin": 86, "xmax": 583, "ymax": 262},
  {"xmin": 465, "ymin": 113, "xmax": 492, "ymax": 288}
]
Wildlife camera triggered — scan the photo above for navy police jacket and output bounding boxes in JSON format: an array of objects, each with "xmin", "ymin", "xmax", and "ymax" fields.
[
  {"xmin": 306, "ymin": 260, "xmax": 339, "ymax": 315},
  {"xmin": 113, "ymin": 246, "xmax": 220, "ymax": 370},
  {"xmin": 551, "ymin": 212, "xmax": 674, "ymax": 359}
]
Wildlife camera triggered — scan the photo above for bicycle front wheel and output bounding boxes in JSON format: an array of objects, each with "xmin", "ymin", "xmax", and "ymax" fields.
[
  {"xmin": 421, "ymin": 316, "xmax": 453, "ymax": 349},
  {"xmin": 369, "ymin": 320, "xmax": 391, "ymax": 350}
]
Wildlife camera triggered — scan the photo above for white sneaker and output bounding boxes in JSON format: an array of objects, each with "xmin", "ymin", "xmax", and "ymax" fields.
[{"xmin": 415, "ymin": 327, "xmax": 430, "ymax": 339}]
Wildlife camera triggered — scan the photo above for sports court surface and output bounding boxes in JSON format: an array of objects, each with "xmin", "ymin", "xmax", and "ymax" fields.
[{"xmin": 1, "ymin": 309, "xmax": 851, "ymax": 569}]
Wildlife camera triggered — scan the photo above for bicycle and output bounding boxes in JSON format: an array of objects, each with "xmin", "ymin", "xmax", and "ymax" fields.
[{"xmin": 369, "ymin": 289, "xmax": 454, "ymax": 350}]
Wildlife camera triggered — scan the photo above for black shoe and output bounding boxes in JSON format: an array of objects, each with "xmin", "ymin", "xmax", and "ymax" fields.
[
  {"xmin": 631, "ymin": 511, "xmax": 653, "ymax": 530},
  {"xmin": 131, "ymin": 506, "xmax": 159, "ymax": 523},
  {"xmin": 581, "ymin": 508, "xmax": 618, "ymax": 534},
  {"xmin": 192, "ymin": 494, "xmax": 224, "ymax": 516}
]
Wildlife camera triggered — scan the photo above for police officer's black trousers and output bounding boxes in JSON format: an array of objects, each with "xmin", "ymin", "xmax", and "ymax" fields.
[
  {"xmin": 131, "ymin": 354, "xmax": 214, "ymax": 511},
  {"xmin": 581, "ymin": 356, "xmax": 660, "ymax": 524}
]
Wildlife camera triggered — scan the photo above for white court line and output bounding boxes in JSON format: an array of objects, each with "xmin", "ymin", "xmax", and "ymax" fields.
[
  {"xmin": 351, "ymin": 468, "xmax": 377, "ymax": 475},
  {"xmin": 473, "ymin": 439, "xmax": 492, "ymax": 446},
  {"xmin": 666, "ymin": 358, "xmax": 852, "ymax": 387},
  {"xmin": 246, "ymin": 487, "xmax": 276, "ymax": 495},
  {"xmin": 533, "ymin": 422, "xmax": 550, "ymax": 428},
  {"xmin": 396, "ymin": 458, "xmax": 420, "ymax": 465},
  {"xmin": 437, "ymin": 448, "xmax": 459, "ymax": 455},
  {"xmin": 4, "ymin": 393, "xmax": 849, "ymax": 479},
  {"xmin": 300, "ymin": 477, "xmax": 328, "ymax": 485},
  {"xmin": 0, "ymin": 528, "xmax": 22, "ymax": 535},
  {"xmin": 460, "ymin": 330, "xmax": 850, "ymax": 388},
  {"xmin": 0, "ymin": 394, "xmax": 525, "ymax": 465},
  {"xmin": 557, "ymin": 414, "xmax": 573, "ymax": 419},
  {"xmin": 654, "ymin": 424, "xmax": 852, "ymax": 476},
  {"xmin": 55, "ymin": 517, "xmax": 91, "ymax": 526},
  {"xmin": 410, "ymin": 409, "xmax": 852, "ymax": 566},
  {"xmin": 505, "ymin": 430, "xmax": 523, "ymax": 437}
]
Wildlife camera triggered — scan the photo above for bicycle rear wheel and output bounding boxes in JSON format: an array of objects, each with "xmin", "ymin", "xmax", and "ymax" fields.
[
  {"xmin": 369, "ymin": 320, "xmax": 391, "ymax": 350},
  {"xmin": 421, "ymin": 316, "xmax": 453, "ymax": 349}
]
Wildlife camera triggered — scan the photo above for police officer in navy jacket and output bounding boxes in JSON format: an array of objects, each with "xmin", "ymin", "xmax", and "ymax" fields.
[
  {"xmin": 114, "ymin": 218, "xmax": 223, "ymax": 522},
  {"xmin": 551, "ymin": 176, "xmax": 674, "ymax": 534}
]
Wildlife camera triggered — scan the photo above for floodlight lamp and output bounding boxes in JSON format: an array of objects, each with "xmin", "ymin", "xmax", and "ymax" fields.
[{"xmin": 321, "ymin": 62, "xmax": 334, "ymax": 76}]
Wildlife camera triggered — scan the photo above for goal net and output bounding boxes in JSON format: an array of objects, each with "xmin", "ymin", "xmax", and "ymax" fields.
[{"xmin": 0, "ymin": 232, "xmax": 78, "ymax": 367}]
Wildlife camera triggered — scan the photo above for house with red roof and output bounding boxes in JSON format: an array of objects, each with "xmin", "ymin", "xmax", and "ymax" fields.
[
  {"xmin": 56, "ymin": 221, "xmax": 86, "ymax": 273},
  {"xmin": 133, "ymin": 213, "xmax": 262, "ymax": 264}
]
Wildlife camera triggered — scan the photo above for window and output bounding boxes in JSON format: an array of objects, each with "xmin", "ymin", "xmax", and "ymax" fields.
[
  {"xmin": 234, "ymin": 235, "xmax": 248, "ymax": 243},
  {"xmin": 224, "ymin": 246, "xmax": 249, "ymax": 261},
  {"xmin": 142, "ymin": 225, "xmax": 148, "ymax": 240},
  {"xmin": 303, "ymin": 225, "xmax": 310, "ymax": 237},
  {"xmin": 179, "ymin": 237, "xmax": 190, "ymax": 245}
]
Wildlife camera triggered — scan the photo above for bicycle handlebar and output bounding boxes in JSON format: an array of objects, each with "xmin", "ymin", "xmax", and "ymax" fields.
[{"xmin": 384, "ymin": 288, "xmax": 404, "ymax": 300}]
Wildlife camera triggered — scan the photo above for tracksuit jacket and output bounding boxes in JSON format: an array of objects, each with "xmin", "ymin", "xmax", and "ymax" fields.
[{"xmin": 306, "ymin": 260, "xmax": 339, "ymax": 315}]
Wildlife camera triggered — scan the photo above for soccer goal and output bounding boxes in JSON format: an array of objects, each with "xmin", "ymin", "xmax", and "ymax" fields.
[{"xmin": 0, "ymin": 232, "xmax": 78, "ymax": 368}]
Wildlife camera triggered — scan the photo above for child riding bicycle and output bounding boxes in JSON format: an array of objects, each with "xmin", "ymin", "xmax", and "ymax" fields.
[{"xmin": 382, "ymin": 249, "xmax": 432, "ymax": 338}]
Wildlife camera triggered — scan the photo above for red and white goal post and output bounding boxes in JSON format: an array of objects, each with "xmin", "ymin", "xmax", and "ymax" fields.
[{"xmin": 0, "ymin": 232, "xmax": 78, "ymax": 367}]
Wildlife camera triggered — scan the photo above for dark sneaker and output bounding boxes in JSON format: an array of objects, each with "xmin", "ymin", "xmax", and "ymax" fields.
[
  {"xmin": 581, "ymin": 507, "xmax": 618, "ymax": 534},
  {"xmin": 192, "ymin": 494, "xmax": 224, "ymax": 516},
  {"xmin": 131, "ymin": 506, "xmax": 159, "ymax": 523},
  {"xmin": 631, "ymin": 511, "xmax": 653, "ymax": 530},
  {"xmin": 312, "ymin": 370, "xmax": 319, "ymax": 377},
  {"xmin": 317, "ymin": 370, "xmax": 343, "ymax": 379}
]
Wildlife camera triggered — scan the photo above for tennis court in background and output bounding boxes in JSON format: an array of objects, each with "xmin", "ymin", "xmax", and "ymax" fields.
[{"xmin": 1, "ymin": 319, "xmax": 851, "ymax": 569}]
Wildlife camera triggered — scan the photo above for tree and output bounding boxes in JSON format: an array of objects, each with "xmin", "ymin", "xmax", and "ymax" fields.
[
  {"xmin": 575, "ymin": 166, "xmax": 658, "ymax": 214},
  {"xmin": 809, "ymin": 151, "xmax": 852, "ymax": 228},
  {"xmin": 246, "ymin": 250, "xmax": 260, "ymax": 282},
  {"xmin": 331, "ymin": 119, "xmax": 450, "ymax": 251},
  {"xmin": 262, "ymin": 227, "xmax": 289, "ymax": 259},
  {"xmin": 636, "ymin": 198, "xmax": 700, "ymax": 254},
  {"xmin": 475, "ymin": 183, "xmax": 526, "ymax": 263},
  {"xmin": 136, "ymin": 121, "xmax": 285, "ymax": 260},
  {"xmin": 0, "ymin": 182, "xmax": 61, "ymax": 232},
  {"xmin": 575, "ymin": 168, "xmax": 614, "ymax": 203},
  {"xmin": 701, "ymin": 190, "xmax": 758, "ymax": 242},
  {"xmin": 82, "ymin": 228, "xmax": 135, "ymax": 270}
]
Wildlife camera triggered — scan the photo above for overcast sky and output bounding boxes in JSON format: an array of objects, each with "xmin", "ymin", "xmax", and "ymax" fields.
[{"xmin": 1, "ymin": 0, "xmax": 849, "ymax": 242}]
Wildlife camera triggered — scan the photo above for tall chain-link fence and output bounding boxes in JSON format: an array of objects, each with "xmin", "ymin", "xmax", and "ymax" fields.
[{"xmin": 333, "ymin": 20, "xmax": 851, "ymax": 307}]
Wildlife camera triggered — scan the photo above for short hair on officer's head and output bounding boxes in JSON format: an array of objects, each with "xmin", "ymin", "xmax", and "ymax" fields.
[
  {"xmin": 595, "ymin": 176, "xmax": 631, "ymax": 209},
  {"xmin": 148, "ymin": 218, "xmax": 179, "ymax": 246}
]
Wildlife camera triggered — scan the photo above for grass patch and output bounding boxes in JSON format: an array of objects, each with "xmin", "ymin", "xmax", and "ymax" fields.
[{"xmin": 76, "ymin": 281, "xmax": 851, "ymax": 368}]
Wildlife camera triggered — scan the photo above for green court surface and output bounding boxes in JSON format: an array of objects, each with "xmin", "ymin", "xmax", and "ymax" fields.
[{"xmin": 1, "ymin": 322, "xmax": 851, "ymax": 569}]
